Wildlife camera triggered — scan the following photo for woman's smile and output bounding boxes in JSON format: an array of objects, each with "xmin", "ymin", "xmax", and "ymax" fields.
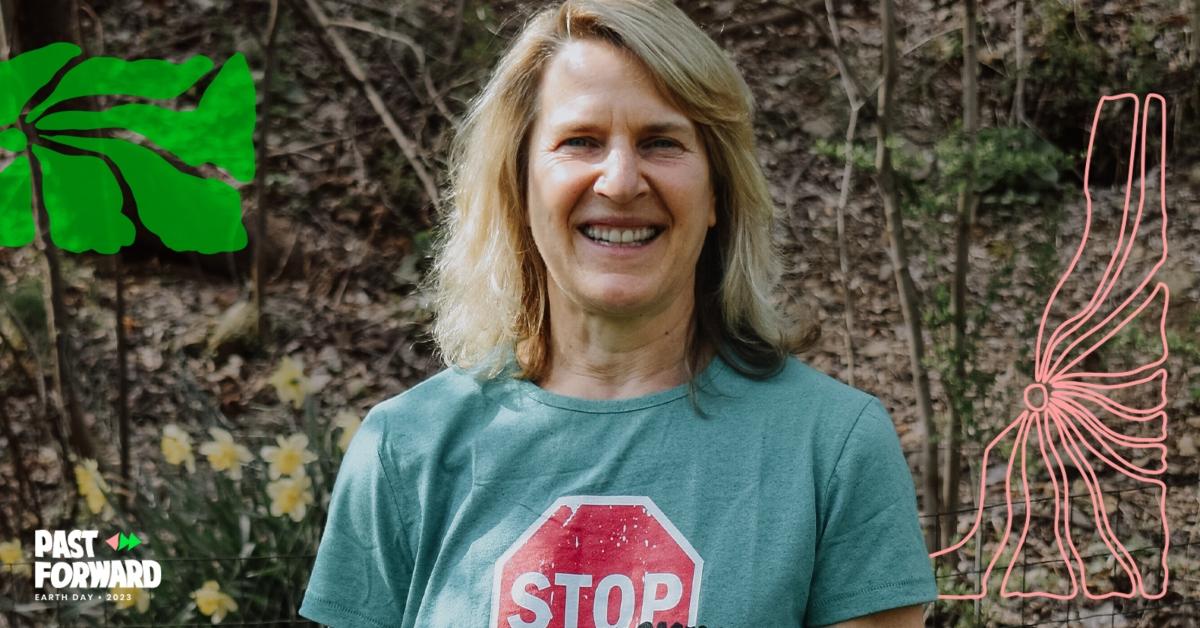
[{"xmin": 578, "ymin": 224, "xmax": 663, "ymax": 246}]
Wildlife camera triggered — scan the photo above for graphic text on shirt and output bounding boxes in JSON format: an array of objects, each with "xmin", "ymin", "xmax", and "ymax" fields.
[{"xmin": 490, "ymin": 495, "xmax": 704, "ymax": 628}]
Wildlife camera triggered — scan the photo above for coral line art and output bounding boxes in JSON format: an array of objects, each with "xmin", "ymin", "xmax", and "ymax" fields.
[{"xmin": 930, "ymin": 93, "xmax": 1171, "ymax": 601}]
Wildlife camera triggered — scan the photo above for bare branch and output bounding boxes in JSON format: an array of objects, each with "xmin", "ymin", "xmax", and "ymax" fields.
[
  {"xmin": 875, "ymin": 0, "xmax": 939, "ymax": 549},
  {"xmin": 293, "ymin": 0, "xmax": 441, "ymax": 213},
  {"xmin": 823, "ymin": 0, "xmax": 865, "ymax": 109},
  {"xmin": 327, "ymin": 17, "xmax": 424, "ymax": 64}
]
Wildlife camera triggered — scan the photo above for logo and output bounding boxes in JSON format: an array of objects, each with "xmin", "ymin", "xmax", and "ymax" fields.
[
  {"xmin": 33, "ymin": 529, "xmax": 161, "ymax": 597},
  {"xmin": 930, "ymin": 93, "xmax": 1171, "ymax": 601},
  {"xmin": 491, "ymin": 496, "xmax": 703, "ymax": 628},
  {"xmin": 0, "ymin": 42, "xmax": 256, "ymax": 254},
  {"xmin": 105, "ymin": 531, "xmax": 142, "ymax": 551}
]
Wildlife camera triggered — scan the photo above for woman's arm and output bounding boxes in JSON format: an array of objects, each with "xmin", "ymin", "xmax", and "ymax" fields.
[
  {"xmin": 804, "ymin": 398, "xmax": 938, "ymax": 626},
  {"xmin": 827, "ymin": 603, "xmax": 925, "ymax": 627},
  {"xmin": 299, "ymin": 406, "xmax": 413, "ymax": 627}
]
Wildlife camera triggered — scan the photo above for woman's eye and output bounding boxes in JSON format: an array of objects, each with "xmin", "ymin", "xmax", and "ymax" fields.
[
  {"xmin": 644, "ymin": 137, "xmax": 681, "ymax": 150},
  {"xmin": 562, "ymin": 137, "xmax": 595, "ymax": 148}
]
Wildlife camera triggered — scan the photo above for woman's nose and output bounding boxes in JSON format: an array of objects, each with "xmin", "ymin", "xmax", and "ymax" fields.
[{"xmin": 593, "ymin": 143, "xmax": 644, "ymax": 204}]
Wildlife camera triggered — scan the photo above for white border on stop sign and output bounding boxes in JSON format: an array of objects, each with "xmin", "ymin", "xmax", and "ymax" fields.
[{"xmin": 489, "ymin": 495, "xmax": 705, "ymax": 627}]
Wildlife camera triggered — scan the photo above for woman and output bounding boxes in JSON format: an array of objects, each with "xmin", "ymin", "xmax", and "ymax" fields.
[{"xmin": 301, "ymin": 1, "xmax": 937, "ymax": 626}]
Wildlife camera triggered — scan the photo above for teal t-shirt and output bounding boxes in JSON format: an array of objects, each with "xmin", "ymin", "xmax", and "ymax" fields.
[{"xmin": 299, "ymin": 355, "xmax": 937, "ymax": 627}]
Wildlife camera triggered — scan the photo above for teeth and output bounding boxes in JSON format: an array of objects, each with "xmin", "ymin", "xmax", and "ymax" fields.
[{"xmin": 582, "ymin": 225, "xmax": 658, "ymax": 244}]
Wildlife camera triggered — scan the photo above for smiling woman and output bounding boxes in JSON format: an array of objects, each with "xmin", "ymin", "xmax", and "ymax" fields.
[{"xmin": 299, "ymin": 1, "xmax": 938, "ymax": 627}]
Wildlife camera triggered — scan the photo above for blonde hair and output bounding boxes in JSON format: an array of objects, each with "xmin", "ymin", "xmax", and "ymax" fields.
[{"xmin": 428, "ymin": 0, "xmax": 817, "ymax": 384}]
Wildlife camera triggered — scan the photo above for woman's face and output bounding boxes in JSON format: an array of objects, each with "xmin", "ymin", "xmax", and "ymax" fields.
[{"xmin": 525, "ymin": 39, "xmax": 716, "ymax": 320}]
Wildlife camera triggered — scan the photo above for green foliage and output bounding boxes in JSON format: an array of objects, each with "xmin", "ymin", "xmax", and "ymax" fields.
[
  {"xmin": 0, "ymin": 43, "xmax": 255, "ymax": 254},
  {"xmin": 923, "ymin": 126, "xmax": 1066, "ymax": 443},
  {"xmin": 1167, "ymin": 310, "xmax": 1200, "ymax": 365},
  {"xmin": 811, "ymin": 136, "xmax": 876, "ymax": 172},
  {"xmin": 1165, "ymin": 330, "xmax": 1195, "ymax": 362},
  {"xmin": 815, "ymin": 124, "xmax": 1069, "ymax": 449},
  {"xmin": 938, "ymin": 127, "xmax": 1072, "ymax": 216},
  {"xmin": 1104, "ymin": 322, "xmax": 1159, "ymax": 358},
  {"xmin": 1024, "ymin": 1, "xmax": 1107, "ymax": 107},
  {"xmin": 907, "ymin": 125, "xmax": 1068, "ymax": 223},
  {"xmin": 1123, "ymin": 16, "xmax": 1171, "ymax": 95},
  {"xmin": 813, "ymin": 125, "xmax": 1069, "ymax": 224}
]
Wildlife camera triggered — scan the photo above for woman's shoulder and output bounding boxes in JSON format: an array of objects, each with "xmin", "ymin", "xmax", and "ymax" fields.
[
  {"xmin": 355, "ymin": 365, "xmax": 502, "ymax": 448},
  {"xmin": 738, "ymin": 356, "xmax": 905, "ymax": 481},
  {"xmin": 726, "ymin": 354, "xmax": 880, "ymax": 417},
  {"xmin": 367, "ymin": 365, "xmax": 488, "ymax": 415}
]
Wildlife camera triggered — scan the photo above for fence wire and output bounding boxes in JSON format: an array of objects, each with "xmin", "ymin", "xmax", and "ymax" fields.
[{"xmin": 908, "ymin": 440, "xmax": 1199, "ymax": 627}]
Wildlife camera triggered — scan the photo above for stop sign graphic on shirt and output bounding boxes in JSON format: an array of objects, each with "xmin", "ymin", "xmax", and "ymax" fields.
[{"xmin": 490, "ymin": 495, "xmax": 703, "ymax": 628}]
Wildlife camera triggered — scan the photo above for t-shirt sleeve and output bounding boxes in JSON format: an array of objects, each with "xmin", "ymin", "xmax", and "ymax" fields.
[
  {"xmin": 299, "ymin": 407, "xmax": 413, "ymax": 627},
  {"xmin": 804, "ymin": 398, "xmax": 938, "ymax": 627}
]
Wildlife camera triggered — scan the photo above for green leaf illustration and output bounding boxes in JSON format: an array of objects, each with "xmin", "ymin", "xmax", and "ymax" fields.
[
  {"xmin": 0, "ymin": 42, "xmax": 81, "ymax": 127},
  {"xmin": 35, "ymin": 54, "xmax": 256, "ymax": 182},
  {"xmin": 24, "ymin": 55, "xmax": 214, "ymax": 122},
  {"xmin": 47, "ymin": 135, "xmax": 247, "ymax": 254},
  {"xmin": 32, "ymin": 144, "xmax": 129, "ymax": 253},
  {"xmin": 0, "ymin": 43, "xmax": 254, "ymax": 254}
]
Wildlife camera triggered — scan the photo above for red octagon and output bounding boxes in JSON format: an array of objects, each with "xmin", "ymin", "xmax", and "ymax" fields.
[{"xmin": 491, "ymin": 495, "xmax": 703, "ymax": 628}]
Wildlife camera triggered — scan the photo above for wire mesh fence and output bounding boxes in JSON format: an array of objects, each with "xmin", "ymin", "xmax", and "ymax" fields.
[{"xmin": 912, "ymin": 439, "xmax": 1199, "ymax": 628}]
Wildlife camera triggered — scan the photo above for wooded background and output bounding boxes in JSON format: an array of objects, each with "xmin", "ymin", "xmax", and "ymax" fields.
[{"xmin": 1, "ymin": 0, "xmax": 1198, "ymax": 625}]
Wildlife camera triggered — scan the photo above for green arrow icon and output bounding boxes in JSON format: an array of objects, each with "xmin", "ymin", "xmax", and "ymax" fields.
[{"xmin": 117, "ymin": 532, "xmax": 141, "ymax": 551}]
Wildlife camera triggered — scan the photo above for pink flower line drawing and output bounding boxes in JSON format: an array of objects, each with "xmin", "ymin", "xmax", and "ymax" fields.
[{"xmin": 930, "ymin": 93, "xmax": 1170, "ymax": 601}]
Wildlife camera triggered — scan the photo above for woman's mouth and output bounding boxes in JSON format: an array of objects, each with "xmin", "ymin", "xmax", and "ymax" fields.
[{"xmin": 579, "ymin": 225, "xmax": 663, "ymax": 246}]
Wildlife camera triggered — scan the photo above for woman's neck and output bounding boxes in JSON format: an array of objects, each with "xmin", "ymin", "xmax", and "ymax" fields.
[{"xmin": 537, "ymin": 287, "xmax": 701, "ymax": 400}]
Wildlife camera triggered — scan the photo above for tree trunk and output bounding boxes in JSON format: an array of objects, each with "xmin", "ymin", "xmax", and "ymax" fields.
[
  {"xmin": 1186, "ymin": 0, "xmax": 1200, "ymax": 153},
  {"xmin": 875, "ymin": 0, "xmax": 940, "ymax": 549},
  {"xmin": 114, "ymin": 255, "xmax": 130, "ymax": 493},
  {"xmin": 26, "ymin": 133, "xmax": 96, "ymax": 462},
  {"xmin": 1193, "ymin": 0, "xmax": 1200, "ymax": 70},
  {"xmin": 254, "ymin": 0, "xmax": 280, "ymax": 344},
  {"xmin": 0, "ymin": 0, "xmax": 11, "ymax": 59},
  {"xmin": 1012, "ymin": 0, "xmax": 1025, "ymax": 125},
  {"xmin": 8, "ymin": 0, "xmax": 97, "ymax": 464},
  {"xmin": 825, "ymin": 0, "xmax": 864, "ymax": 388},
  {"xmin": 942, "ymin": 0, "xmax": 979, "ymax": 551},
  {"xmin": 12, "ymin": 0, "xmax": 78, "ymax": 51}
]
